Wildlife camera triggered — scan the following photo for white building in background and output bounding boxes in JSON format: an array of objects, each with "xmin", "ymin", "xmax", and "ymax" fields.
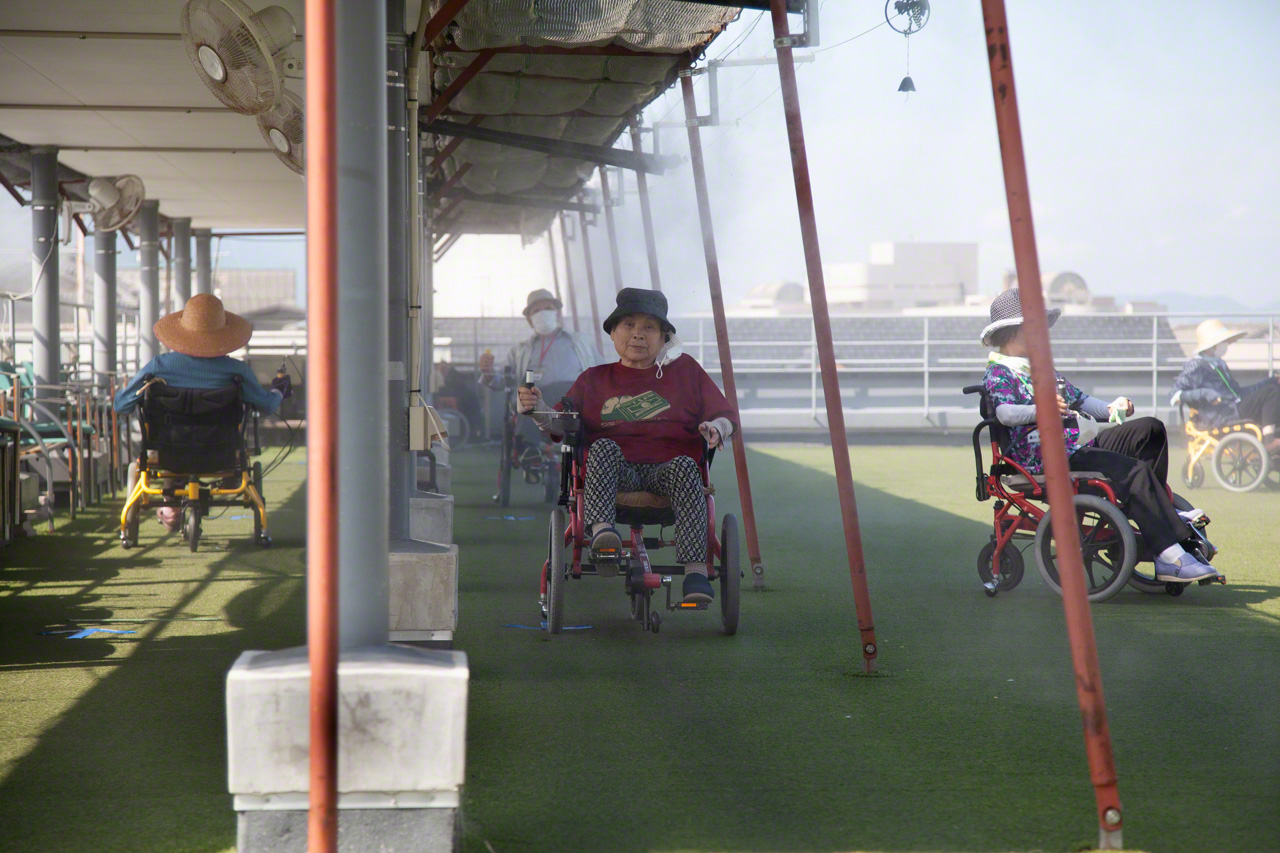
[{"xmin": 822, "ymin": 242, "xmax": 979, "ymax": 311}]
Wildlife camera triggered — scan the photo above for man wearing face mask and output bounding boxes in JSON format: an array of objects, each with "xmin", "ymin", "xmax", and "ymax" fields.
[
  {"xmin": 1171, "ymin": 319, "xmax": 1280, "ymax": 453},
  {"xmin": 478, "ymin": 289, "xmax": 602, "ymax": 399}
]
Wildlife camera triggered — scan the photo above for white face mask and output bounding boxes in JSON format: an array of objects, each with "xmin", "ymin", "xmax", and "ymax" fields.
[
  {"xmin": 654, "ymin": 333, "xmax": 684, "ymax": 378},
  {"xmin": 530, "ymin": 309, "xmax": 560, "ymax": 336},
  {"xmin": 1211, "ymin": 343, "xmax": 1230, "ymax": 359}
]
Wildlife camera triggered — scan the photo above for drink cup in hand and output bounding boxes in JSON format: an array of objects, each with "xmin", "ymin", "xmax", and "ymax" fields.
[
  {"xmin": 517, "ymin": 384, "xmax": 541, "ymax": 415},
  {"xmin": 478, "ymin": 350, "xmax": 495, "ymax": 376}
]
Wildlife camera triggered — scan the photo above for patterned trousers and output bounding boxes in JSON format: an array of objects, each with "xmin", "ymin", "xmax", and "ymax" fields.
[{"xmin": 583, "ymin": 439, "xmax": 707, "ymax": 564}]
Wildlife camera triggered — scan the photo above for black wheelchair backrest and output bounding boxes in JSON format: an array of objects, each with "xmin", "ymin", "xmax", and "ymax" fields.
[{"xmin": 141, "ymin": 377, "xmax": 246, "ymax": 474}]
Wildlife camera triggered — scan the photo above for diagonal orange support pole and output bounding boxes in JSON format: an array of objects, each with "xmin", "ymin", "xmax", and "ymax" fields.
[
  {"xmin": 981, "ymin": 2, "xmax": 1123, "ymax": 848},
  {"xmin": 769, "ymin": 1, "xmax": 878, "ymax": 670},
  {"xmin": 680, "ymin": 72, "xmax": 765, "ymax": 587},
  {"xmin": 305, "ymin": 0, "xmax": 339, "ymax": 850}
]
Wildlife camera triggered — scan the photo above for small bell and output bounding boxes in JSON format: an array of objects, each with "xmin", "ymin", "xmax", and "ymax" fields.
[{"xmin": 898, "ymin": 75, "xmax": 916, "ymax": 93}]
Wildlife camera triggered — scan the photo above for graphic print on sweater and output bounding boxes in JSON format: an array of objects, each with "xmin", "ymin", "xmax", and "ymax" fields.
[{"xmin": 601, "ymin": 390, "xmax": 672, "ymax": 422}]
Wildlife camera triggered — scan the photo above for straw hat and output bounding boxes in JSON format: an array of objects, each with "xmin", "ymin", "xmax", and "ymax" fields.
[
  {"xmin": 980, "ymin": 288, "xmax": 1060, "ymax": 346},
  {"xmin": 153, "ymin": 294, "xmax": 253, "ymax": 358},
  {"xmin": 1194, "ymin": 319, "xmax": 1247, "ymax": 355}
]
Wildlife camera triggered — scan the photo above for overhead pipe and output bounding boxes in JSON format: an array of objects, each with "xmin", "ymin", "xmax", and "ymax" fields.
[
  {"xmin": 768, "ymin": 0, "xmax": 879, "ymax": 671},
  {"xmin": 304, "ymin": 0, "xmax": 339, "ymax": 848},
  {"xmin": 680, "ymin": 73, "xmax": 766, "ymax": 587},
  {"xmin": 980, "ymin": 2, "xmax": 1123, "ymax": 847}
]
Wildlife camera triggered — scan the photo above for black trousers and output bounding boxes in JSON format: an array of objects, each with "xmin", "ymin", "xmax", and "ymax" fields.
[
  {"xmin": 1069, "ymin": 417, "xmax": 1188, "ymax": 554},
  {"xmin": 1239, "ymin": 381, "xmax": 1280, "ymax": 431}
]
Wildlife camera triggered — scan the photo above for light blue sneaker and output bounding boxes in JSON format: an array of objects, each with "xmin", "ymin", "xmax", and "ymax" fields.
[{"xmin": 1154, "ymin": 552, "xmax": 1217, "ymax": 582}]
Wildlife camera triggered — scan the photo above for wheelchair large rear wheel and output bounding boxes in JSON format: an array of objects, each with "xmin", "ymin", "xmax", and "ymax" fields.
[
  {"xmin": 719, "ymin": 514, "xmax": 740, "ymax": 636},
  {"xmin": 1212, "ymin": 431, "xmax": 1269, "ymax": 492},
  {"xmin": 1034, "ymin": 494, "xmax": 1136, "ymax": 603},
  {"xmin": 546, "ymin": 508, "xmax": 566, "ymax": 634}
]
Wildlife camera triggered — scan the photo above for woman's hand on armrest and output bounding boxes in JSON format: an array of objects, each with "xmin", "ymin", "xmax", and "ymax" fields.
[{"xmin": 699, "ymin": 417, "xmax": 733, "ymax": 449}]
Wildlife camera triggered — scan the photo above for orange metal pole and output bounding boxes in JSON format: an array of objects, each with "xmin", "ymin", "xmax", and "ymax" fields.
[
  {"xmin": 558, "ymin": 214, "xmax": 582, "ymax": 334},
  {"xmin": 768, "ymin": 1, "xmax": 879, "ymax": 670},
  {"xmin": 576, "ymin": 197, "xmax": 605, "ymax": 352},
  {"xmin": 305, "ymin": 0, "xmax": 339, "ymax": 849},
  {"xmin": 680, "ymin": 72, "xmax": 765, "ymax": 587},
  {"xmin": 981, "ymin": 2, "xmax": 1123, "ymax": 847}
]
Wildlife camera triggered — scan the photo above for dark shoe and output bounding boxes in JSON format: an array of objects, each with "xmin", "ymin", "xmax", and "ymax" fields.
[
  {"xmin": 682, "ymin": 572, "xmax": 714, "ymax": 604},
  {"xmin": 590, "ymin": 525, "xmax": 622, "ymax": 576}
]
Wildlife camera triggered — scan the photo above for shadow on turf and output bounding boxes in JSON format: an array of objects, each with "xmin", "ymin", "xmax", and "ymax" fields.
[
  {"xmin": 0, "ymin": 483, "xmax": 308, "ymax": 853},
  {"xmin": 452, "ymin": 445, "xmax": 1279, "ymax": 853}
]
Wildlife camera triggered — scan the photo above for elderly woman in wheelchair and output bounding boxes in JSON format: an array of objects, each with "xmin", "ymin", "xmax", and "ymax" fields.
[
  {"xmin": 519, "ymin": 288, "xmax": 740, "ymax": 634},
  {"xmin": 113, "ymin": 295, "xmax": 290, "ymax": 548},
  {"xmin": 969, "ymin": 290, "xmax": 1220, "ymax": 602}
]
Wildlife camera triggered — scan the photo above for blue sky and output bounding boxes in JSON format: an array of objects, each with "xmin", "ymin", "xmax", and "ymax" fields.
[{"xmin": 2, "ymin": 1, "xmax": 1277, "ymax": 317}]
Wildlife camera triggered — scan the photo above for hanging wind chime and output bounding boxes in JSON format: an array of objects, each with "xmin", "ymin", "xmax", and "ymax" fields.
[{"xmin": 886, "ymin": 0, "xmax": 930, "ymax": 94}]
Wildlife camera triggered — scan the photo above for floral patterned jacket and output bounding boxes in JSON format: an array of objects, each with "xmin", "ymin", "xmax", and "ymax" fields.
[{"xmin": 982, "ymin": 362, "xmax": 1087, "ymax": 475}]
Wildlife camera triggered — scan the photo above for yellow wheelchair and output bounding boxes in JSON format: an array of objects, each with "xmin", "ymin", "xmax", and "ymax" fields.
[
  {"xmin": 120, "ymin": 378, "xmax": 269, "ymax": 551},
  {"xmin": 1181, "ymin": 405, "xmax": 1277, "ymax": 493}
]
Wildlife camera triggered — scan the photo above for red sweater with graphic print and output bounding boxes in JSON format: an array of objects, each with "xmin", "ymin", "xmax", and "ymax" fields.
[{"xmin": 557, "ymin": 354, "xmax": 737, "ymax": 464}]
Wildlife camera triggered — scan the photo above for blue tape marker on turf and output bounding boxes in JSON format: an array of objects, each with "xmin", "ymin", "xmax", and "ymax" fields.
[
  {"xmin": 62, "ymin": 628, "xmax": 137, "ymax": 639},
  {"xmin": 483, "ymin": 515, "xmax": 535, "ymax": 521},
  {"xmin": 227, "ymin": 515, "xmax": 249, "ymax": 520},
  {"xmin": 503, "ymin": 623, "xmax": 592, "ymax": 631}
]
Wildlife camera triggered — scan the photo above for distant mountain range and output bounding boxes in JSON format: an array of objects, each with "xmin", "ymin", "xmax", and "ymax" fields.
[{"xmin": 1120, "ymin": 290, "xmax": 1280, "ymax": 315}]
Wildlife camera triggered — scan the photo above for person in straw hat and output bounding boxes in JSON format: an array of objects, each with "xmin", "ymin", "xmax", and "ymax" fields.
[
  {"xmin": 981, "ymin": 289, "xmax": 1217, "ymax": 583},
  {"xmin": 1171, "ymin": 319, "xmax": 1280, "ymax": 452},
  {"xmin": 113, "ymin": 293, "xmax": 291, "ymax": 530}
]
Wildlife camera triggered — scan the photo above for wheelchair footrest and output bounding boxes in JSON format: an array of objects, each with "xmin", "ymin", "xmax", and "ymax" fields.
[
  {"xmin": 1198, "ymin": 575, "xmax": 1226, "ymax": 586},
  {"xmin": 669, "ymin": 600, "xmax": 709, "ymax": 611}
]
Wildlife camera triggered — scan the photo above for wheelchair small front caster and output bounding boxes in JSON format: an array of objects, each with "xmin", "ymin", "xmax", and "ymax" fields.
[
  {"xmin": 982, "ymin": 581, "xmax": 998, "ymax": 598},
  {"xmin": 1165, "ymin": 582, "xmax": 1185, "ymax": 596},
  {"xmin": 649, "ymin": 613, "xmax": 661, "ymax": 634},
  {"xmin": 257, "ymin": 534, "xmax": 272, "ymax": 548},
  {"xmin": 120, "ymin": 536, "xmax": 133, "ymax": 550}
]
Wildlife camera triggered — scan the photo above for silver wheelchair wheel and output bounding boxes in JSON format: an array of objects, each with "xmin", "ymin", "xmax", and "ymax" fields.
[
  {"xmin": 1034, "ymin": 494, "xmax": 1136, "ymax": 603},
  {"xmin": 1212, "ymin": 431, "xmax": 1270, "ymax": 492},
  {"xmin": 546, "ymin": 508, "xmax": 566, "ymax": 634}
]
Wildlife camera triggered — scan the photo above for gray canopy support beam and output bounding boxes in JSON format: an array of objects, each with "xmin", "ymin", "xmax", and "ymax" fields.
[
  {"xmin": 137, "ymin": 200, "xmax": 160, "ymax": 363},
  {"xmin": 422, "ymin": 118, "xmax": 679, "ymax": 175},
  {"xmin": 93, "ymin": 229, "xmax": 117, "ymax": 383},
  {"xmin": 194, "ymin": 228, "xmax": 212, "ymax": 296},
  {"xmin": 172, "ymin": 218, "xmax": 192, "ymax": 307},
  {"xmin": 438, "ymin": 187, "xmax": 600, "ymax": 214},
  {"xmin": 30, "ymin": 146, "xmax": 59, "ymax": 395}
]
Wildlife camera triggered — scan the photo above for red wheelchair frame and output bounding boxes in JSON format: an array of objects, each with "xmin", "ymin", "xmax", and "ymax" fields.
[
  {"xmin": 964, "ymin": 384, "xmax": 1221, "ymax": 602},
  {"xmin": 538, "ymin": 410, "xmax": 740, "ymax": 635}
]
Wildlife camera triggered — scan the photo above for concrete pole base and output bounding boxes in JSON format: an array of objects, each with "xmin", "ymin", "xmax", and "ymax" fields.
[
  {"xmin": 410, "ymin": 493, "xmax": 454, "ymax": 543},
  {"xmin": 238, "ymin": 803, "xmax": 459, "ymax": 853},
  {"xmin": 227, "ymin": 645, "xmax": 468, "ymax": 853},
  {"xmin": 389, "ymin": 540, "xmax": 458, "ymax": 646}
]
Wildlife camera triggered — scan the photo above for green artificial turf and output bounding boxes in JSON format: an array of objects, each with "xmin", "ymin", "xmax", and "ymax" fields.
[{"xmin": 0, "ymin": 442, "xmax": 1276, "ymax": 853}]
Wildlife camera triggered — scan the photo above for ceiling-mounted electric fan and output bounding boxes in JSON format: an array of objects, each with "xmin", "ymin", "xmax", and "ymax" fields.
[
  {"xmin": 60, "ymin": 175, "xmax": 146, "ymax": 242},
  {"xmin": 257, "ymin": 89, "xmax": 305, "ymax": 174},
  {"xmin": 180, "ymin": 0, "xmax": 297, "ymax": 116}
]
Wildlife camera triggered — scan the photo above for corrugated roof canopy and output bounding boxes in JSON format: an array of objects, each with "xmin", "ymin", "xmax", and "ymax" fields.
[{"xmin": 424, "ymin": 0, "xmax": 740, "ymax": 238}]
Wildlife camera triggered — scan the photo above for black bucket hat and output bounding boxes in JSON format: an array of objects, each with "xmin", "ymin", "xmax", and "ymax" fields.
[{"xmin": 603, "ymin": 287, "xmax": 675, "ymax": 335}]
